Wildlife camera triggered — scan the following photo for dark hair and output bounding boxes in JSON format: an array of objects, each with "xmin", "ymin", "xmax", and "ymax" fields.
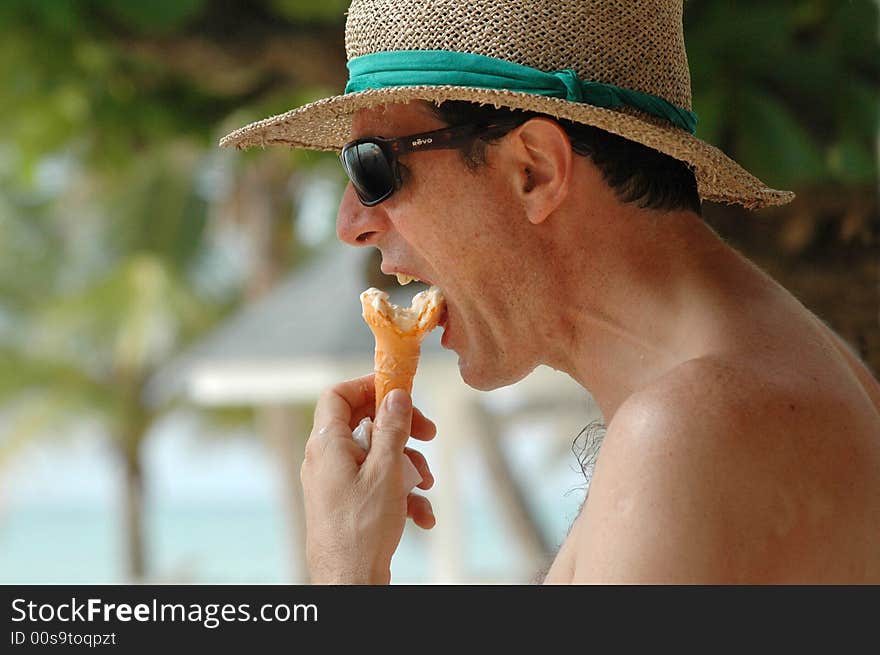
[{"xmin": 429, "ymin": 100, "xmax": 702, "ymax": 215}]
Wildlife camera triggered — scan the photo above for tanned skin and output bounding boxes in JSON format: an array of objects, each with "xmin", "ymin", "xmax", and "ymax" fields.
[{"xmin": 301, "ymin": 101, "xmax": 880, "ymax": 584}]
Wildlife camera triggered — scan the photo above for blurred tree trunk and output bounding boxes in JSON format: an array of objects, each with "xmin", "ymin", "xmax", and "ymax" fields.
[
  {"xmin": 232, "ymin": 152, "xmax": 308, "ymax": 582},
  {"xmin": 118, "ymin": 375, "xmax": 152, "ymax": 582},
  {"xmin": 472, "ymin": 407, "xmax": 553, "ymax": 573},
  {"xmin": 122, "ymin": 445, "xmax": 146, "ymax": 581},
  {"xmin": 258, "ymin": 405, "xmax": 309, "ymax": 582}
]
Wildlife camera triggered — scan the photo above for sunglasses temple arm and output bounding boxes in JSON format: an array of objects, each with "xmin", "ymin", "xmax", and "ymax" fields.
[{"xmin": 393, "ymin": 124, "xmax": 490, "ymax": 156}]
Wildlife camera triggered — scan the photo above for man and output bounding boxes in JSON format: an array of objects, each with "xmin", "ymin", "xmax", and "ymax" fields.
[{"xmin": 221, "ymin": 0, "xmax": 880, "ymax": 583}]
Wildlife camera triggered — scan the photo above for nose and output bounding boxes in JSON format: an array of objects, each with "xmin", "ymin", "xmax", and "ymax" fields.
[{"xmin": 336, "ymin": 183, "xmax": 388, "ymax": 246}]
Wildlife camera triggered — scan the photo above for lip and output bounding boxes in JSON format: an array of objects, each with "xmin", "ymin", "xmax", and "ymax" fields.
[{"xmin": 440, "ymin": 303, "xmax": 451, "ymax": 348}]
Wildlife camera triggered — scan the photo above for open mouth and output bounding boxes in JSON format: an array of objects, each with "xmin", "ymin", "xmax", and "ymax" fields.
[
  {"xmin": 393, "ymin": 272, "xmax": 450, "ymax": 341},
  {"xmin": 438, "ymin": 303, "xmax": 451, "ymax": 348}
]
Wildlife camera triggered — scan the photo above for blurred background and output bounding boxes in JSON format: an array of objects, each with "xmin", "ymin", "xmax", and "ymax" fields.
[{"xmin": 0, "ymin": 0, "xmax": 877, "ymax": 584}]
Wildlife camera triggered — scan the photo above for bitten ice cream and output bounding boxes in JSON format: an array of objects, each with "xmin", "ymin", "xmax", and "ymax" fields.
[{"xmin": 360, "ymin": 285, "xmax": 445, "ymax": 414}]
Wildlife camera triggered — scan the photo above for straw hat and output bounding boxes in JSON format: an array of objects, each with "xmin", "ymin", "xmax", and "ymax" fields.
[{"xmin": 219, "ymin": 0, "xmax": 794, "ymax": 209}]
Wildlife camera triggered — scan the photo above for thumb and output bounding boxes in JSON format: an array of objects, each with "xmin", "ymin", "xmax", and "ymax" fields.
[{"xmin": 371, "ymin": 388, "xmax": 413, "ymax": 456}]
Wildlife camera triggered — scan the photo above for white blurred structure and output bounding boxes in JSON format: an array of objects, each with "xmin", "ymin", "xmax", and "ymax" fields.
[{"xmin": 149, "ymin": 242, "xmax": 599, "ymax": 583}]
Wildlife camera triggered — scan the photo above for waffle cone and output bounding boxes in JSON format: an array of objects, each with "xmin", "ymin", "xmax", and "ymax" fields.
[
  {"xmin": 360, "ymin": 286, "xmax": 445, "ymax": 415},
  {"xmin": 372, "ymin": 328, "xmax": 423, "ymax": 413}
]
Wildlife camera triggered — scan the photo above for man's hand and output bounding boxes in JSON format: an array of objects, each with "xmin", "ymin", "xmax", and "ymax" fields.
[{"xmin": 301, "ymin": 375, "xmax": 436, "ymax": 584}]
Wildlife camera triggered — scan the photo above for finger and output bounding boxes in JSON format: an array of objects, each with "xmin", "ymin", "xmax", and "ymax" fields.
[
  {"xmin": 407, "ymin": 493, "xmax": 436, "ymax": 530},
  {"xmin": 349, "ymin": 439, "xmax": 368, "ymax": 466},
  {"xmin": 313, "ymin": 375, "xmax": 375, "ymax": 436},
  {"xmin": 323, "ymin": 436, "xmax": 369, "ymax": 468},
  {"xmin": 370, "ymin": 389, "xmax": 413, "ymax": 457},
  {"xmin": 304, "ymin": 418, "xmax": 352, "ymax": 463},
  {"xmin": 302, "ymin": 433, "xmax": 366, "ymax": 483},
  {"xmin": 410, "ymin": 407, "xmax": 436, "ymax": 442},
  {"xmin": 352, "ymin": 404, "xmax": 435, "ymax": 441},
  {"xmin": 404, "ymin": 447, "xmax": 434, "ymax": 490}
]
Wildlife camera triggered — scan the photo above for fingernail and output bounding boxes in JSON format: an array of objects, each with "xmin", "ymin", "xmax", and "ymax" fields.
[{"xmin": 385, "ymin": 389, "xmax": 410, "ymax": 413}]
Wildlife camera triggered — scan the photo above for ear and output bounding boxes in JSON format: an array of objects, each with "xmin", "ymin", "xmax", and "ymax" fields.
[{"xmin": 506, "ymin": 118, "xmax": 573, "ymax": 224}]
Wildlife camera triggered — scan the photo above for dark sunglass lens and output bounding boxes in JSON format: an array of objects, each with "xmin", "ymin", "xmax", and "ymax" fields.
[{"xmin": 341, "ymin": 142, "xmax": 395, "ymax": 205}]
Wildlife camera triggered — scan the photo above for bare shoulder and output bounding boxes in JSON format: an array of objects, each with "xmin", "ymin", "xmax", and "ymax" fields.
[
  {"xmin": 607, "ymin": 353, "xmax": 876, "ymax": 454},
  {"xmin": 570, "ymin": 356, "xmax": 880, "ymax": 583}
]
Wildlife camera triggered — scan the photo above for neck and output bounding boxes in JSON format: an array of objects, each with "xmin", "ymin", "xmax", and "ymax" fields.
[{"xmin": 530, "ymin": 184, "xmax": 762, "ymax": 422}]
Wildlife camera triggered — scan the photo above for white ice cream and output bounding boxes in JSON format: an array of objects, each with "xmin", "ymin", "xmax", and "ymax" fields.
[{"xmin": 361, "ymin": 286, "xmax": 445, "ymax": 333}]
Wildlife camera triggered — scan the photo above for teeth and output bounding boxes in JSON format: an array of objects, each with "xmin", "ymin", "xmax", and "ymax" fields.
[{"xmin": 396, "ymin": 273, "xmax": 418, "ymax": 285}]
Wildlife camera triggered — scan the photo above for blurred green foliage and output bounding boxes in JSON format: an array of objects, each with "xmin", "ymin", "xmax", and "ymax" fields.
[
  {"xmin": 0, "ymin": 0, "xmax": 347, "ymax": 578},
  {"xmin": 685, "ymin": 0, "xmax": 879, "ymax": 189},
  {"xmin": 270, "ymin": 0, "xmax": 351, "ymax": 22},
  {"xmin": 0, "ymin": 1, "xmax": 874, "ymax": 191}
]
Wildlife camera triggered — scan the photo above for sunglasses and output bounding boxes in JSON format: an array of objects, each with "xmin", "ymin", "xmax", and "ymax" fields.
[{"xmin": 340, "ymin": 122, "xmax": 519, "ymax": 207}]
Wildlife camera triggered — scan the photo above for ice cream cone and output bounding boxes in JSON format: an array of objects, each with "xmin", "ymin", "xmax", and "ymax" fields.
[{"xmin": 360, "ymin": 286, "xmax": 445, "ymax": 414}]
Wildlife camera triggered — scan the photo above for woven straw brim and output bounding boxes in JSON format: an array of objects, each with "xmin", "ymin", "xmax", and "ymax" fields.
[{"xmin": 219, "ymin": 86, "xmax": 794, "ymax": 210}]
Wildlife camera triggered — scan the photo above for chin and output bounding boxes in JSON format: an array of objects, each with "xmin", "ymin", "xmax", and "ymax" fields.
[{"xmin": 457, "ymin": 352, "xmax": 536, "ymax": 392}]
